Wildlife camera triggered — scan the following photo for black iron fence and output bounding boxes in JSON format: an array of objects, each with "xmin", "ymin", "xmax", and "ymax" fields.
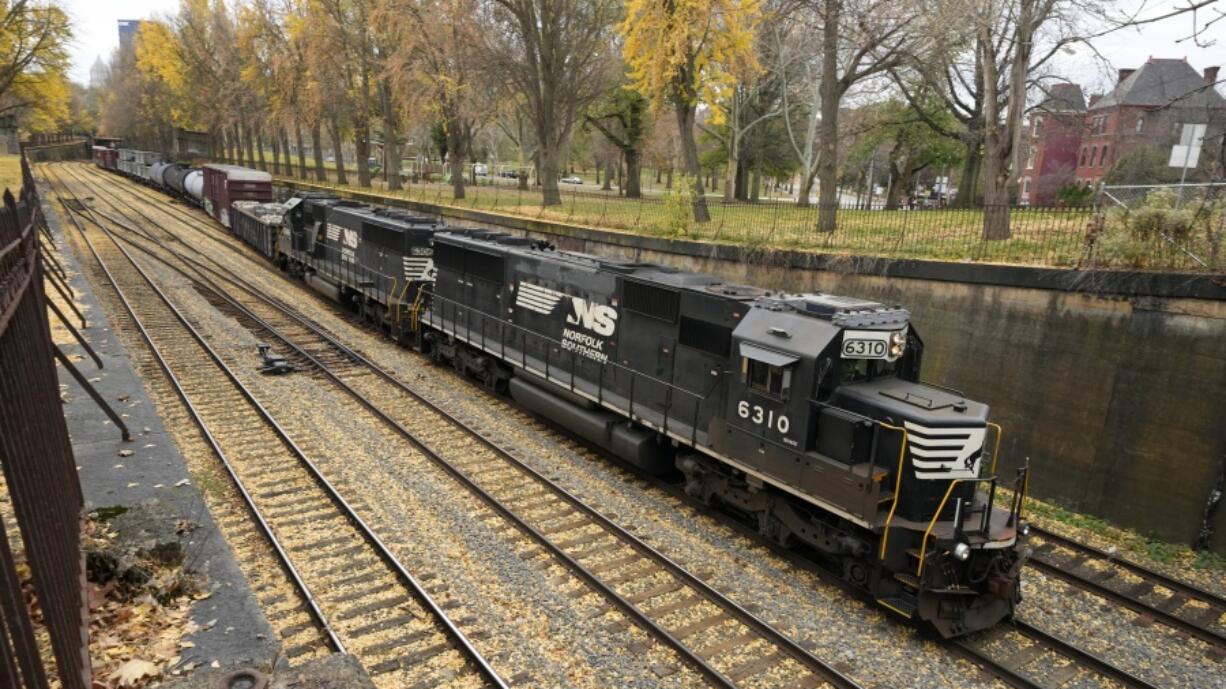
[
  {"xmin": 267, "ymin": 167, "xmax": 1222, "ymax": 274},
  {"xmin": 0, "ymin": 154, "xmax": 90, "ymax": 689}
]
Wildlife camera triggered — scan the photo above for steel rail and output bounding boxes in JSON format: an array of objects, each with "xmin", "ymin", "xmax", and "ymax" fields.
[
  {"xmin": 1031, "ymin": 525, "xmax": 1226, "ymax": 609},
  {"xmin": 1010, "ymin": 621, "xmax": 1162, "ymax": 689},
  {"xmin": 79, "ymin": 159, "xmax": 1216, "ymax": 681},
  {"xmin": 66, "ymin": 161, "xmax": 863, "ymax": 689},
  {"xmin": 1026, "ymin": 556, "xmax": 1226, "ymax": 649},
  {"xmin": 44, "ymin": 176, "xmax": 349, "ymax": 652},
  {"xmin": 43, "ymin": 165, "xmax": 511, "ymax": 689}
]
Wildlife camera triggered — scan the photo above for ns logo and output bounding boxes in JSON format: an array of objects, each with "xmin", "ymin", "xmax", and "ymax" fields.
[{"xmin": 567, "ymin": 299, "xmax": 618, "ymax": 337}]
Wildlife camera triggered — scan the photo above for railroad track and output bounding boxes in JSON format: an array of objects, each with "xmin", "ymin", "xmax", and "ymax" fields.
[
  {"xmin": 950, "ymin": 621, "xmax": 1162, "ymax": 689},
  {"xmin": 55, "ymin": 161, "xmax": 864, "ymax": 689},
  {"xmin": 1027, "ymin": 525, "xmax": 1226, "ymax": 659},
  {"xmin": 54, "ymin": 161, "xmax": 1218, "ymax": 689},
  {"xmin": 44, "ymin": 166, "xmax": 509, "ymax": 689}
]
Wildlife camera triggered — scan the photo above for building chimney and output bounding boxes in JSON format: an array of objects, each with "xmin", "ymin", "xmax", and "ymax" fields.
[
  {"xmin": 1118, "ymin": 68, "xmax": 1136, "ymax": 83},
  {"xmin": 1206, "ymin": 66, "xmax": 1221, "ymax": 86}
]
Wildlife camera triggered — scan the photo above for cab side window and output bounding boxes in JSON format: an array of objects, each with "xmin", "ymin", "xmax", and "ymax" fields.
[{"xmin": 745, "ymin": 358, "xmax": 791, "ymax": 400}]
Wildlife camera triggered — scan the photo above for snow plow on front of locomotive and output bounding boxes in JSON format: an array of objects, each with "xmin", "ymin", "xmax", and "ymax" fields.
[{"xmin": 834, "ymin": 378, "xmax": 1031, "ymax": 638}]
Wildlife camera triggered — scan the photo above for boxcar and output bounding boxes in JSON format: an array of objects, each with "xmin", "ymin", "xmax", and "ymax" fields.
[{"xmin": 201, "ymin": 164, "xmax": 273, "ymax": 227}]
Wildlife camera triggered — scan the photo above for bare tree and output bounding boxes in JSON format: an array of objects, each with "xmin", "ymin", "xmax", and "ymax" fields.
[
  {"xmin": 808, "ymin": 0, "xmax": 925, "ymax": 231},
  {"xmin": 483, "ymin": 0, "xmax": 619, "ymax": 205}
]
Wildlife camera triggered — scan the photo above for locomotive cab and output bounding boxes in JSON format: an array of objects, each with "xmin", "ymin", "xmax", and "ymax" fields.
[{"xmin": 715, "ymin": 293, "xmax": 1028, "ymax": 637}]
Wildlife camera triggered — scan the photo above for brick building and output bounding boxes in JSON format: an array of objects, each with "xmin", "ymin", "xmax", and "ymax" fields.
[
  {"xmin": 1018, "ymin": 83, "xmax": 1086, "ymax": 205},
  {"xmin": 1019, "ymin": 58, "xmax": 1225, "ymax": 205}
]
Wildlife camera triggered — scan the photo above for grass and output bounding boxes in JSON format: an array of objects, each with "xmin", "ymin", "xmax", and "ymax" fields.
[
  {"xmin": 1017, "ymin": 489, "xmax": 1226, "ymax": 571},
  {"xmin": 257, "ymin": 164, "xmax": 1217, "ymax": 272},
  {"xmin": 0, "ymin": 155, "xmax": 23, "ymax": 192}
]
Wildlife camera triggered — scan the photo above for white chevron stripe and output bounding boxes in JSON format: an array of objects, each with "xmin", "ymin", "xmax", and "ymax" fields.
[
  {"xmin": 515, "ymin": 282, "xmax": 565, "ymax": 315},
  {"xmin": 904, "ymin": 421, "xmax": 985, "ymax": 480}
]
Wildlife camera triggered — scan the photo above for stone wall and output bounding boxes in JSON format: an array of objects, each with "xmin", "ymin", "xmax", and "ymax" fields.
[{"xmin": 278, "ymin": 181, "xmax": 1226, "ymax": 552}]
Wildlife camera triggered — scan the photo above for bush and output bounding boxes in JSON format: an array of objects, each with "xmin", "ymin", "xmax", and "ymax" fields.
[{"xmin": 658, "ymin": 176, "xmax": 695, "ymax": 236}]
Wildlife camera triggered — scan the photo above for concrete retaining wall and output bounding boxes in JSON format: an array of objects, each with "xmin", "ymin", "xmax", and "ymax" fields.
[{"xmin": 278, "ymin": 181, "xmax": 1226, "ymax": 552}]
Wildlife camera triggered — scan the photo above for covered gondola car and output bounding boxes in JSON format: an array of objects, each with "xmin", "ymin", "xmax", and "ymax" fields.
[
  {"xmin": 418, "ymin": 233, "xmax": 1030, "ymax": 638},
  {"xmin": 201, "ymin": 164, "xmax": 273, "ymax": 227},
  {"xmin": 231, "ymin": 201, "xmax": 288, "ymax": 259}
]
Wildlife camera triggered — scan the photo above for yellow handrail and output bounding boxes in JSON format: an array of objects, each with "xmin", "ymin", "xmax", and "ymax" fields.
[
  {"xmin": 986, "ymin": 422, "xmax": 1004, "ymax": 475},
  {"xmin": 877, "ymin": 422, "xmax": 909, "ymax": 560},
  {"xmin": 408, "ymin": 285, "xmax": 427, "ymax": 332},
  {"xmin": 916, "ymin": 479, "xmax": 964, "ymax": 577}
]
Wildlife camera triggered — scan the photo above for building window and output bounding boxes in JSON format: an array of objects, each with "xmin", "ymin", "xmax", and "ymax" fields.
[
  {"xmin": 1032, "ymin": 115, "xmax": 1044, "ymax": 136},
  {"xmin": 1022, "ymin": 179, "xmax": 1030, "ymax": 195},
  {"xmin": 1079, "ymin": 147, "xmax": 1088, "ymax": 166},
  {"xmin": 1025, "ymin": 147, "xmax": 1036, "ymax": 169},
  {"xmin": 1100, "ymin": 145, "xmax": 1109, "ymax": 167},
  {"xmin": 1090, "ymin": 146, "xmax": 1098, "ymax": 166},
  {"xmin": 1135, "ymin": 116, "xmax": 1144, "ymax": 133}
]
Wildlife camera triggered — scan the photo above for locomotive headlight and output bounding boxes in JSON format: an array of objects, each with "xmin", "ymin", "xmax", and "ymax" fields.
[
  {"xmin": 891, "ymin": 330, "xmax": 906, "ymax": 345},
  {"xmin": 952, "ymin": 542, "xmax": 971, "ymax": 561},
  {"xmin": 1018, "ymin": 521, "xmax": 1031, "ymax": 537},
  {"xmin": 889, "ymin": 343, "xmax": 905, "ymax": 358}
]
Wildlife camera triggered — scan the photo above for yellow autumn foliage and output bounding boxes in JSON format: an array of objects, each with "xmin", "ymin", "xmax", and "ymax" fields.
[{"xmin": 619, "ymin": 0, "xmax": 762, "ymax": 113}]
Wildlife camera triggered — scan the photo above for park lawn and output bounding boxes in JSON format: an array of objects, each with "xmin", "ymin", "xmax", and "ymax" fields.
[
  {"xmin": 278, "ymin": 171, "xmax": 1217, "ymax": 271},
  {"xmin": 298, "ymin": 174, "xmax": 1099, "ymax": 268},
  {"xmin": 0, "ymin": 155, "xmax": 23, "ymax": 192}
]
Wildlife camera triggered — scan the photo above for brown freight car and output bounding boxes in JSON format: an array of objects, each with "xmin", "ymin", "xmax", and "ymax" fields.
[{"xmin": 201, "ymin": 163, "xmax": 273, "ymax": 228}]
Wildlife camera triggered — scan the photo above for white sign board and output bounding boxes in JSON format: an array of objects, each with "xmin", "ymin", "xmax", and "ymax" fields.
[{"xmin": 1169, "ymin": 123, "xmax": 1207, "ymax": 168}]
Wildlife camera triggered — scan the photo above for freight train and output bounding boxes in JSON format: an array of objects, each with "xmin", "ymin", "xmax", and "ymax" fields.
[
  {"xmin": 93, "ymin": 146, "xmax": 273, "ymax": 227},
  {"xmin": 91, "ymin": 151, "xmax": 1031, "ymax": 638}
]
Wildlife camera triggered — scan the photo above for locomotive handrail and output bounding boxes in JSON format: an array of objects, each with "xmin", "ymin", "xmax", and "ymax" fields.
[
  {"xmin": 422, "ymin": 291, "xmax": 711, "ymax": 447},
  {"xmin": 876, "ymin": 422, "xmax": 909, "ymax": 560}
]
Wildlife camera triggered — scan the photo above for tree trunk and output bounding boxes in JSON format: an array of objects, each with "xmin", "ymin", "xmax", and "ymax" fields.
[
  {"xmin": 447, "ymin": 122, "xmax": 467, "ymax": 200},
  {"xmin": 666, "ymin": 166, "xmax": 673, "ymax": 190},
  {"xmin": 295, "ymin": 123, "xmax": 307, "ymax": 179},
  {"xmin": 594, "ymin": 158, "xmax": 601, "ymax": 187},
  {"xmin": 243, "ymin": 124, "xmax": 256, "ymax": 169},
  {"xmin": 953, "ymin": 138, "xmax": 982, "ymax": 208},
  {"xmin": 723, "ymin": 138, "xmax": 736, "ymax": 202},
  {"xmin": 255, "ymin": 128, "xmax": 267, "ymax": 171},
  {"xmin": 817, "ymin": 0, "xmax": 841, "ymax": 231},
  {"xmin": 601, "ymin": 157, "xmax": 612, "ymax": 190},
  {"xmin": 980, "ymin": 148, "xmax": 1012, "ymax": 239},
  {"xmin": 380, "ymin": 82, "xmax": 402, "ymax": 191},
  {"xmin": 270, "ymin": 131, "xmax": 280, "ymax": 176},
  {"xmin": 354, "ymin": 123, "xmax": 371, "ymax": 187},
  {"xmin": 750, "ymin": 163, "xmax": 761, "ymax": 202},
  {"xmin": 673, "ymin": 101, "xmax": 710, "ymax": 222},
  {"xmin": 539, "ymin": 148, "xmax": 562, "ymax": 205},
  {"xmin": 625, "ymin": 149, "xmax": 642, "ymax": 198},
  {"xmin": 311, "ymin": 121, "xmax": 326, "ymax": 182},
  {"xmin": 797, "ymin": 167, "xmax": 818, "ymax": 207},
  {"xmin": 328, "ymin": 115, "xmax": 347, "ymax": 185}
]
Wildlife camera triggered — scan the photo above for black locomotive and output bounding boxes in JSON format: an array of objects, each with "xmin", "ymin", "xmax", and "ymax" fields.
[{"xmin": 213, "ymin": 192, "xmax": 1031, "ymax": 637}]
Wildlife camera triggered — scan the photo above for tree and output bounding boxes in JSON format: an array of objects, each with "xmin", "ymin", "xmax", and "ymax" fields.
[
  {"xmin": 584, "ymin": 87, "xmax": 649, "ymax": 198},
  {"xmin": 383, "ymin": 0, "xmax": 490, "ymax": 199},
  {"xmin": 809, "ymin": 0, "xmax": 923, "ymax": 231},
  {"xmin": 899, "ymin": 0, "xmax": 1096, "ymax": 238},
  {"xmin": 0, "ymin": 1, "xmax": 72, "ymax": 133},
  {"xmin": 485, "ymin": 0, "xmax": 620, "ymax": 205},
  {"xmin": 846, "ymin": 98, "xmax": 963, "ymax": 208},
  {"xmin": 620, "ymin": 0, "xmax": 762, "ymax": 222}
]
